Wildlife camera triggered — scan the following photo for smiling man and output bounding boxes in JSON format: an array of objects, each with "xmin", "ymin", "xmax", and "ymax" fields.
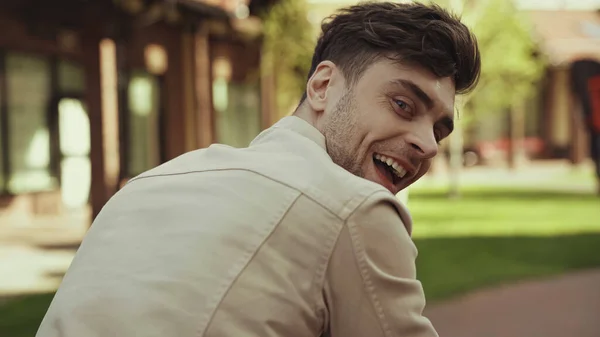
[
  {"xmin": 304, "ymin": 61, "xmax": 459, "ymax": 195},
  {"xmin": 37, "ymin": 2, "xmax": 480, "ymax": 337}
]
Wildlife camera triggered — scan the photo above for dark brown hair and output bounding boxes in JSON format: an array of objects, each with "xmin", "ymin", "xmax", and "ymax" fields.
[{"xmin": 300, "ymin": 1, "xmax": 481, "ymax": 102}]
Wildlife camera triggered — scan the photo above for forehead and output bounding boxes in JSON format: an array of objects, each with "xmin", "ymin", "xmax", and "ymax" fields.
[{"xmin": 355, "ymin": 58, "xmax": 456, "ymax": 116}]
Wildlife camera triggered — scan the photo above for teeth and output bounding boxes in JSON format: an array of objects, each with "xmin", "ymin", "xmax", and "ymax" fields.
[{"xmin": 374, "ymin": 153, "xmax": 408, "ymax": 178}]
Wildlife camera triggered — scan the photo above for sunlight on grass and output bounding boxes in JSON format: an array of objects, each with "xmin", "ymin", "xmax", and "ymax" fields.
[{"xmin": 410, "ymin": 187, "xmax": 600, "ymax": 238}]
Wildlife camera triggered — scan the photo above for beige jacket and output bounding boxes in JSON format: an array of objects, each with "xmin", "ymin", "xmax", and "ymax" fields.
[{"xmin": 37, "ymin": 116, "xmax": 438, "ymax": 337}]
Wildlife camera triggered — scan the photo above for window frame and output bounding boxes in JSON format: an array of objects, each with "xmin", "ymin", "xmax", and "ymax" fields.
[
  {"xmin": 0, "ymin": 49, "xmax": 86, "ymax": 195},
  {"xmin": 120, "ymin": 68, "xmax": 166, "ymax": 179},
  {"xmin": 0, "ymin": 51, "xmax": 9, "ymax": 194}
]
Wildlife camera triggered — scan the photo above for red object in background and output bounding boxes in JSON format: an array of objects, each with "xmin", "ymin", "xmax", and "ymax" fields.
[
  {"xmin": 477, "ymin": 137, "xmax": 545, "ymax": 160},
  {"xmin": 588, "ymin": 75, "xmax": 600, "ymax": 133}
]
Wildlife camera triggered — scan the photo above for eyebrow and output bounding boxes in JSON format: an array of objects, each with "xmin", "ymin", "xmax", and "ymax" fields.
[
  {"xmin": 390, "ymin": 78, "xmax": 454, "ymax": 133},
  {"xmin": 391, "ymin": 79, "xmax": 434, "ymax": 110}
]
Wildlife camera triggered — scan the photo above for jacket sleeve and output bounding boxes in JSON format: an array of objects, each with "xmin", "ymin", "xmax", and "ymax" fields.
[{"xmin": 323, "ymin": 192, "xmax": 438, "ymax": 337}]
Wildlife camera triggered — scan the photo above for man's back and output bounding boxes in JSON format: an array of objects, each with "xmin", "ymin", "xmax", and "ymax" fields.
[{"xmin": 37, "ymin": 117, "xmax": 436, "ymax": 337}]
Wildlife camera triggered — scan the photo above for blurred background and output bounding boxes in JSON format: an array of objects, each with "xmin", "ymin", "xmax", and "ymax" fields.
[{"xmin": 0, "ymin": 0, "xmax": 599, "ymax": 336}]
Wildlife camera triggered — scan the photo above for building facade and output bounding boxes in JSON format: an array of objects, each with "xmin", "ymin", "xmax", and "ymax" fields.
[
  {"xmin": 527, "ymin": 9, "xmax": 600, "ymax": 163},
  {"xmin": 0, "ymin": 0, "xmax": 278, "ymax": 225}
]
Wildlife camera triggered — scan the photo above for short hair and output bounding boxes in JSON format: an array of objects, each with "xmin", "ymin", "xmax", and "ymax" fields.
[{"xmin": 300, "ymin": 1, "xmax": 481, "ymax": 102}]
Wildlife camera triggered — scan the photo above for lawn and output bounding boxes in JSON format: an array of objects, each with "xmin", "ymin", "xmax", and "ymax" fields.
[
  {"xmin": 410, "ymin": 187, "xmax": 600, "ymax": 302},
  {"xmin": 0, "ymin": 294, "xmax": 54, "ymax": 337},
  {"xmin": 1, "ymin": 185, "xmax": 599, "ymax": 336}
]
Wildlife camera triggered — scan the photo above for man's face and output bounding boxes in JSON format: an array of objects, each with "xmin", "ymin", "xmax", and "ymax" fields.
[{"xmin": 308, "ymin": 58, "xmax": 455, "ymax": 195}]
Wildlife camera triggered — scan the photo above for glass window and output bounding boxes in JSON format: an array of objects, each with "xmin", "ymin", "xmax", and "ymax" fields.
[
  {"xmin": 58, "ymin": 98, "xmax": 91, "ymax": 208},
  {"xmin": 58, "ymin": 59, "xmax": 85, "ymax": 94},
  {"xmin": 5, "ymin": 53, "xmax": 55, "ymax": 193},
  {"xmin": 0, "ymin": 70, "xmax": 4, "ymax": 191},
  {"xmin": 127, "ymin": 70, "xmax": 161, "ymax": 177},
  {"xmin": 214, "ymin": 81, "xmax": 262, "ymax": 148}
]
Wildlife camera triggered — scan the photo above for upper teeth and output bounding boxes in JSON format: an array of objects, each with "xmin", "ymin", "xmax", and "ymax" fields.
[{"xmin": 374, "ymin": 154, "xmax": 408, "ymax": 178}]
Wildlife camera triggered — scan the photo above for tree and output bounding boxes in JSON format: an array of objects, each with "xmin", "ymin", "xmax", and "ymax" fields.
[
  {"xmin": 446, "ymin": 0, "xmax": 545, "ymax": 197},
  {"xmin": 466, "ymin": 0, "xmax": 544, "ymax": 116},
  {"xmin": 261, "ymin": 0, "xmax": 314, "ymax": 119}
]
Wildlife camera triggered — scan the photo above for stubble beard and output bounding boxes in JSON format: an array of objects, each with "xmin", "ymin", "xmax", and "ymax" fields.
[{"xmin": 322, "ymin": 90, "xmax": 365, "ymax": 178}]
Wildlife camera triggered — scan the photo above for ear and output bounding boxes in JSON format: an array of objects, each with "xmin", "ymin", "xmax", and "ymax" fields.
[{"xmin": 305, "ymin": 61, "xmax": 339, "ymax": 113}]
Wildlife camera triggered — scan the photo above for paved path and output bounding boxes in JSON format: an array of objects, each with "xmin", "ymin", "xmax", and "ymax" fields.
[
  {"xmin": 0, "ymin": 212, "xmax": 87, "ymax": 296},
  {"xmin": 425, "ymin": 268, "xmax": 600, "ymax": 337}
]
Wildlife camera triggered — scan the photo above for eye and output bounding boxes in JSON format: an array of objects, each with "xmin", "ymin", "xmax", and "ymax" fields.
[
  {"xmin": 388, "ymin": 95, "xmax": 417, "ymax": 121},
  {"xmin": 391, "ymin": 98, "xmax": 414, "ymax": 119},
  {"xmin": 394, "ymin": 99, "xmax": 411, "ymax": 112}
]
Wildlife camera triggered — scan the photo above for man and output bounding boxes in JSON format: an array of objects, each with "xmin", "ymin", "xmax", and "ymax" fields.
[{"xmin": 37, "ymin": 2, "xmax": 480, "ymax": 337}]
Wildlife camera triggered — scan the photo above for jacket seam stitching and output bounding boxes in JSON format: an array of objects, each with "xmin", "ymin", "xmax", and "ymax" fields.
[
  {"xmin": 313, "ymin": 213, "xmax": 345, "ymax": 334},
  {"xmin": 197, "ymin": 191, "xmax": 302, "ymax": 336},
  {"xmin": 128, "ymin": 168, "xmax": 351, "ymax": 221},
  {"xmin": 345, "ymin": 191, "xmax": 395, "ymax": 337}
]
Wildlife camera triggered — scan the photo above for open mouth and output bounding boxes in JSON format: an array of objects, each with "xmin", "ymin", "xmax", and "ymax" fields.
[{"xmin": 373, "ymin": 153, "xmax": 409, "ymax": 187}]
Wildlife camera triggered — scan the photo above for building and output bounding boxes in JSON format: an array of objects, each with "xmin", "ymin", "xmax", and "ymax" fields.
[
  {"xmin": 527, "ymin": 9, "xmax": 600, "ymax": 163},
  {"xmin": 462, "ymin": 2, "xmax": 600, "ymax": 165},
  {"xmin": 0, "ymin": 0, "xmax": 278, "ymax": 225}
]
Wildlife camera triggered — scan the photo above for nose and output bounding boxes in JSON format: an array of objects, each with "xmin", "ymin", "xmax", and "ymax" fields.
[{"xmin": 407, "ymin": 130, "xmax": 438, "ymax": 159}]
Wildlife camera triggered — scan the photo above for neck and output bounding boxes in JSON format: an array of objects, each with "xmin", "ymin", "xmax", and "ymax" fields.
[{"xmin": 293, "ymin": 103, "xmax": 323, "ymax": 132}]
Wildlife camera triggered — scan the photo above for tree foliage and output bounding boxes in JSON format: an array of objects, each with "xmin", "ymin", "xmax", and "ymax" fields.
[
  {"xmin": 261, "ymin": 0, "xmax": 314, "ymax": 118},
  {"xmin": 461, "ymin": 0, "xmax": 545, "ymax": 122}
]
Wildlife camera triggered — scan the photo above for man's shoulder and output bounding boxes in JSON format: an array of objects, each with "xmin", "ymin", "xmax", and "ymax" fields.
[
  {"xmin": 248, "ymin": 131, "xmax": 395, "ymax": 220},
  {"xmin": 126, "ymin": 128, "xmax": 399, "ymax": 221},
  {"xmin": 306, "ymin": 166, "xmax": 397, "ymax": 220}
]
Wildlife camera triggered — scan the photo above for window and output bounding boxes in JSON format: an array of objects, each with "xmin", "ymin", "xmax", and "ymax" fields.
[
  {"xmin": 214, "ymin": 81, "xmax": 262, "ymax": 148},
  {"xmin": 0, "ymin": 53, "xmax": 87, "ymax": 195},
  {"xmin": 0, "ymin": 66, "xmax": 5, "ymax": 191},
  {"xmin": 58, "ymin": 98, "xmax": 91, "ymax": 208},
  {"xmin": 212, "ymin": 54, "xmax": 262, "ymax": 148},
  {"xmin": 126, "ymin": 70, "xmax": 162, "ymax": 177},
  {"xmin": 4, "ymin": 52, "xmax": 55, "ymax": 193},
  {"xmin": 58, "ymin": 59, "xmax": 85, "ymax": 94}
]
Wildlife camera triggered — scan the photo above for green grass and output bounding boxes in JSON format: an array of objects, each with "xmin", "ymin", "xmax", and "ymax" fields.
[
  {"xmin": 415, "ymin": 234, "xmax": 600, "ymax": 302},
  {"xmin": 409, "ymin": 187, "xmax": 600, "ymax": 302},
  {"xmin": 410, "ymin": 188, "xmax": 600, "ymax": 237},
  {"xmin": 1, "ymin": 186, "xmax": 599, "ymax": 336},
  {"xmin": 0, "ymin": 294, "xmax": 54, "ymax": 337}
]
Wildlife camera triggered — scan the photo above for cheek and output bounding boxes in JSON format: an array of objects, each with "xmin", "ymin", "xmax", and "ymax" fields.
[{"xmin": 359, "ymin": 108, "xmax": 403, "ymax": 142}]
